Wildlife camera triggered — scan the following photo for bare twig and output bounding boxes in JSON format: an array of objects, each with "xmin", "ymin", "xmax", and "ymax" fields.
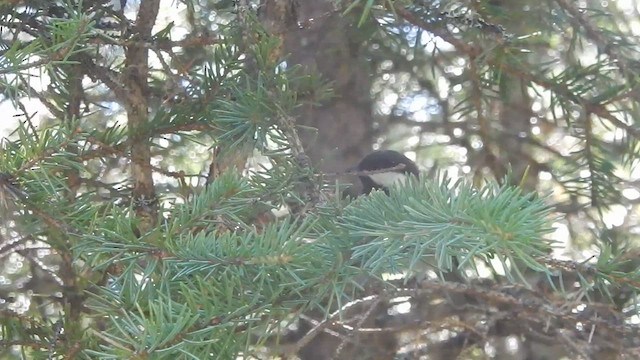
[{"xmin": 332, "ymin": 298, "xmax": 381, "ymax": 359}]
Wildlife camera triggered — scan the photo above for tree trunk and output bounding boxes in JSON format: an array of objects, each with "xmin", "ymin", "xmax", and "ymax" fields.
[{"xmin": 283, "ymin": 1, "xmax": 375, "ymax": 189}]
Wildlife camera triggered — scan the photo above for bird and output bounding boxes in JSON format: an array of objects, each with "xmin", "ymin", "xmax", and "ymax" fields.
[
  {"xmin": 355, "ymin": 150, "xmax": 420, "ymax": 194},
  {"xmin": 355, "ymin": 150, "xmax": 467, "ymax": 281},
  {"xmin": 356, "ymin": 150, "xmax": 467, "ymax": 285}
]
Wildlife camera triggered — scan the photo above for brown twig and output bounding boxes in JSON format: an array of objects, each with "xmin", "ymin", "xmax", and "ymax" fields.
[
  {"xmin": 583, "ymin": 110, "xmax": 599, "ymax": 207},
  {"xmin": 332, "ymin": 297, "xmax": 381, "ymax": 359},
  {"xmin": 0, "ymin": 15, "xmax": 91, "ymax": 74},
  {"xmin": 15, "ymin": 127, "xmax": 82, "ymax": 176},
  {"xmin": 87, "ymin": 34, "xmax": 220, "ymax": 51}
]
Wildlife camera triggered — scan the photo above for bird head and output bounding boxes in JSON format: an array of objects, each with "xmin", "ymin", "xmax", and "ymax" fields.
[{"xmin": 356, "ymin": 150, "xmax": 419, "ymax": 194}]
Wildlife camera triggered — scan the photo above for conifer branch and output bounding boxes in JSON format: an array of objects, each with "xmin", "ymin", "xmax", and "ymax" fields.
[
  {"xmin": 393, "ymin": 3, "xmax": 640, "ymax": 142},
  {"xmin": 554, "ymin": 0, "xmax": 638, "ymax": 85}
]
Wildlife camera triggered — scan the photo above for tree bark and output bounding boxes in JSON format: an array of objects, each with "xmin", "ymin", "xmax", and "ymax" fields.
[
  {"xmin": 123, "ymin": 0, "xmax": 160, "ymax": 232},
  {"xmin": 282, "ymin": 1, "xmax": 375, "ymax": 188},
  {"xmin": 260, "ymin": 0, "xmax": 391, "ymax": 358}
]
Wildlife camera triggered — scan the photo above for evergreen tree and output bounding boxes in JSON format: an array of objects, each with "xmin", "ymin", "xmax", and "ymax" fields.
[{"xmin": 1, "ymin": 0, "xmax": 639, "ymax": 359}]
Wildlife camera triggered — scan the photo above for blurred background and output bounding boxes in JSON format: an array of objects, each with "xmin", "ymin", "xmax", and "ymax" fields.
[{"xmin": 1, "ymin": 0, "xmax": 640, "ymax": 358}]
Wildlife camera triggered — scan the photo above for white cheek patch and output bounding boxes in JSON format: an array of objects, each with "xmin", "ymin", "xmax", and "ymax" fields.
[{"xmin": 368, "ymin": 172, "xmax": 408, "ymax": 188}]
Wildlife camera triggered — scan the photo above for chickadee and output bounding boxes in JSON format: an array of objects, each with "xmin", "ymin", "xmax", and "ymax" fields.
[{"xmin": 356, "ymin": 150, "xmax": 419, "ymax": 194}]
